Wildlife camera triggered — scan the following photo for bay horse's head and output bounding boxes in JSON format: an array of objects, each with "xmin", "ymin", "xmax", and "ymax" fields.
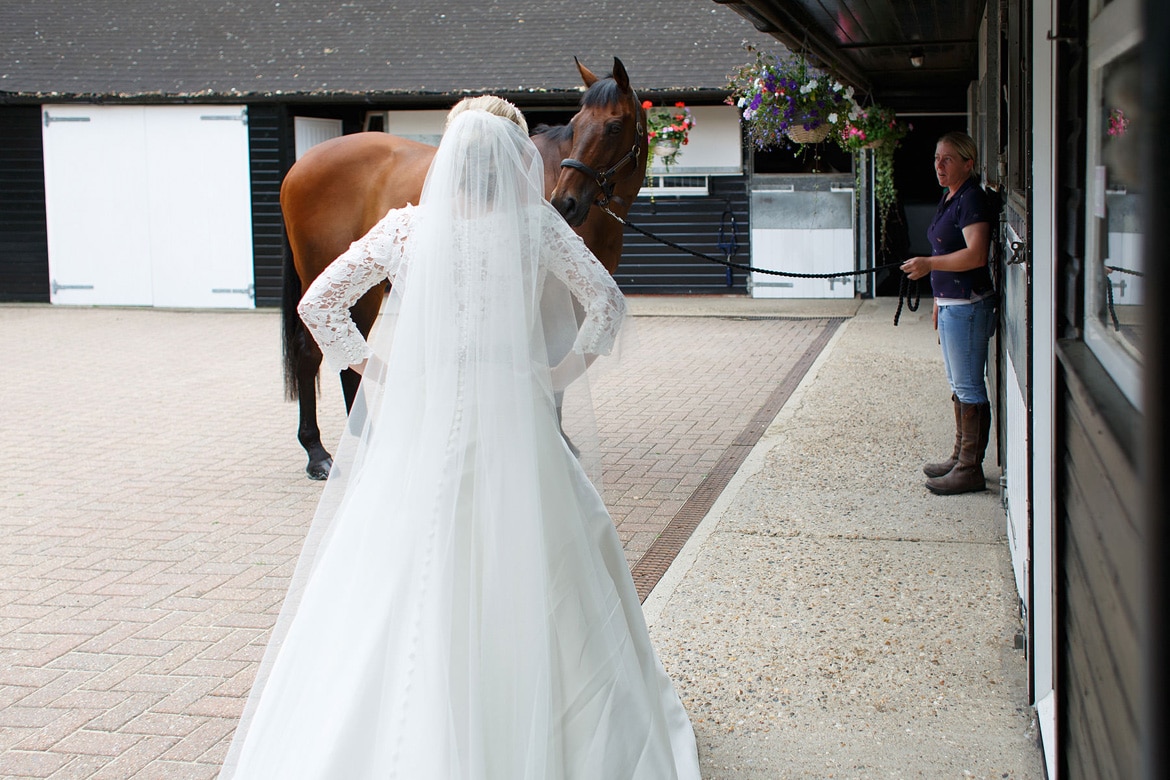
[{"xmin": 551, "ymin": 58, "xmax": 647, "ymax": 227}]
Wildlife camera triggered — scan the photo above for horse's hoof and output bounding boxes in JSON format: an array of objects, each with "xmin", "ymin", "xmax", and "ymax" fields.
[{"xmin": 306, "ymin": 458, "xmax": 332, "ymax": 481}]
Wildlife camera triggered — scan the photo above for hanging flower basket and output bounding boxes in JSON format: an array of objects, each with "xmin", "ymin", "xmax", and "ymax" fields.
[
  {"xmin": 643, "ymin": 101, "xmax": 695, "ymax": 172},
  {"xmin": 727, "ymin": 47, "xmax": 852, "ymax": 150},
  {"xmin": 787, "ymin": 124, "xmax": 832, "ymax": 144},
  {"xmin": 836, "ymin": 104, "xmax": 908, "ymax": 154},
  {"xmin": 834, "ymin": 103, "xmax": 911, "ymax": 252}
]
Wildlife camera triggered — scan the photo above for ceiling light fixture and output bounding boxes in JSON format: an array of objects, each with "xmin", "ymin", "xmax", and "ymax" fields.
[{"xmin": 909, "ymin": 48, "xmax": 925, "ymax": 68}]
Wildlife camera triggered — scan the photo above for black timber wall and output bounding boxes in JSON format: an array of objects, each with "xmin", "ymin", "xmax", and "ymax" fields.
[
  {"xmin": 614, "ymin": 175, "xmax": 749, "ymax": 294},
  {"xmin": 247, "ymin": 104, "xmax": 292, "ymax": 308},
  {"xmin": 0, "ymin": 107, "xmax": 49, "ymax": 302},
  {"xmin": 1056, "ymin": 342, "xmax": 1143, "ymax": 779}
]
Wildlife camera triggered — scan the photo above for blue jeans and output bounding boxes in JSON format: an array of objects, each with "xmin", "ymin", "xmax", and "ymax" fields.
[{"xmin": 937, "ymin": 297, "xmax": 996, "ymax": 405}]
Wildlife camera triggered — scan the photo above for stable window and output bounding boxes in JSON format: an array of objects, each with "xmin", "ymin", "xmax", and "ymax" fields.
[
  {"xmin": 1083, "ymin": 0, "xmax": 1144, "ymax": 408},
  {"xmin": 639, "ymin": 174, "xmax": 709, "ymax": 196}
]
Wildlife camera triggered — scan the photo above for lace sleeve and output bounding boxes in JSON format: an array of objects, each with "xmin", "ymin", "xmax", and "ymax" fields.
[
  {"xmin": 298, "ymin": 206, "xmax": 415, "ymax": 373},
  {"xmin": 541, "ymin": 211, "xmax": 628, "ymax": 356}
]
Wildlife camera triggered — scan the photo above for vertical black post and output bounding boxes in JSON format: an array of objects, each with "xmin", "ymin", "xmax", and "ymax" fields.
[{"xmin": 1142, "ymin": 0, "xmax": 1169, "ymax": 777}]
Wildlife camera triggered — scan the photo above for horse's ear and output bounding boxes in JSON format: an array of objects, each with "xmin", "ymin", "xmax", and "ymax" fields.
[
  {"xmin": 575, "ymin": 57, "xmax": 599, "ymax": 87},
  {"xmin": 612, "ymin": 57, "xmax": 630, "ymax": 92}
]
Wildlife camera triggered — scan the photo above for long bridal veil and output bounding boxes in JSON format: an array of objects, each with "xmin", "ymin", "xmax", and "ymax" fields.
[{"xmin": 220, "ymin": 109, "xmax": 695, "ymax": 779}]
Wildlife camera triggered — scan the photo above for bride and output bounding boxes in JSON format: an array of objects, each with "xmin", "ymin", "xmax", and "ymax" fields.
[{"xmin": 218, "ymin": 96, "xmax": 701, "ymax": 779}]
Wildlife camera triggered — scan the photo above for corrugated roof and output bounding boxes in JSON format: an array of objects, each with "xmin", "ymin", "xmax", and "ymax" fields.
[{"xmin": 0, "ymin": 1, "xmax": 780, "ymax": 101}]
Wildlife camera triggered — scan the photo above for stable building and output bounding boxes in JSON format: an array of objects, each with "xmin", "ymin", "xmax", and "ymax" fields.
[
  {"xmin": 711, "ymin": 0, "xmax": 1167, "ymax": 777},
  {"xmin": 0, "ymin": 1, "xmax": 781, "ymax": 306}
]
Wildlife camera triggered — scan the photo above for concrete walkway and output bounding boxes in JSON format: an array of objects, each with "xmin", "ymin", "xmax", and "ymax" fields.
[
  {"xmin": 0, "ymin": 297, "xmax": 1043, "ymax": 779},
  {"xmin": 644, "ymin": 298, "xmax": 1044, "ymax": 779}
]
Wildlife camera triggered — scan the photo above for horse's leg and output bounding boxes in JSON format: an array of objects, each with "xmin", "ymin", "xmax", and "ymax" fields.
[
  {"xmin": 341, "ymin": 287, "xmax": 386, "ymax": 412},
  {"xmin": 281, "ymin": 236, "xmax": 335, "ymax": 480},
  {"xmin": 340, "ymin": 368, "xmax": 362, "ymax": 414},
  {"xmin": 294, "ymin": 334, "xmax": 334, "ymax": 481}
]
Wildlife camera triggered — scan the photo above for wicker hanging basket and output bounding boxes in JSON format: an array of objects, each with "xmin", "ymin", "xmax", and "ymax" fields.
[
  {"xmin": 786, "ymin": 124, "xmax": 832, "ymax": 144},
  {"xmin": 653, "ymin": 140, "xmax": 680, "ymax": 158}
]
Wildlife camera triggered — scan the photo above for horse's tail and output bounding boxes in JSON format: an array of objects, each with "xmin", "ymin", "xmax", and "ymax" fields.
[{"xmin": 281, "ymin": 236, "xmax": 306, "ymax": 402}]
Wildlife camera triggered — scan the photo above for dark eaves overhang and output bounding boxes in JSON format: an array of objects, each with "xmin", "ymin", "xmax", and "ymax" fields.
[
  {"xmin": 712, "ymin": 0, "xmax": 980, "ymax": 113},
  {"xmin": 0, "ymin": 85, "xmax": 729, "ymax": 109},
  {"xmin": 713, "ymin": 0, "xmax": 873, "ymax": 94}
]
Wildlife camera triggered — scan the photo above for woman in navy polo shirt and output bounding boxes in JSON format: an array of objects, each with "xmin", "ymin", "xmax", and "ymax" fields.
[{"xmin": 901, "ymin": 131, "xmax": 996, "ymax": 495}]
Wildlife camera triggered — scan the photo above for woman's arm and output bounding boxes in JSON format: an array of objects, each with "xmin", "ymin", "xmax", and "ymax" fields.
[
  {"xmin": 541, "ymin": 212, "xmax": 628, "ymax": 389},
  {"xmin": 901, "ymin": 222, "xmax": 991, "ymax": 280},
  {"xmin": 541, "ymin": 214, "xmax": 628, "ymax": 357},
  {"xmin": 297, "ymin": 206, "xmax": 415, "ymax": 375}
]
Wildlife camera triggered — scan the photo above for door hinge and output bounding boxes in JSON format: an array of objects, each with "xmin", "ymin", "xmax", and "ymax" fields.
[
  {"xmin": 201, "ymin": 109, "xmax": 248, "ymax": 125},
  {"xmin": 43, "ymin": 112, "xmax": 91, "ymax": 127},
  {"xmin": 211, "ymin": 284, "xmax": 255, "ymax": 299},
  {"xmin": 51, "ymin": 280, "xmax": 95, "ymax": 294}
]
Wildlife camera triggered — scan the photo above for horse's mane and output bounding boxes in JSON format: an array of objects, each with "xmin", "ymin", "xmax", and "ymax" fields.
[
  {"xmin": 530, "ymin": 74, "xmax": 623, "ymax": 140},
  {"xmin": 579, "ymin": 76, "xmax": 624, "ymax": 109},
  {"xmin": 531, "ymin": 123, "xmax": 572, "ymax": 142}
]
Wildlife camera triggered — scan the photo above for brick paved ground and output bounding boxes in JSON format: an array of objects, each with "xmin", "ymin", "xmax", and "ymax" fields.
[{"xmin": 0, "ymin": 304, "xmax": 836, "ymax": 779}]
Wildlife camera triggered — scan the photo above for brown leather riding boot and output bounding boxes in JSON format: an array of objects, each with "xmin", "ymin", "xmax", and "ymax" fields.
[
  {"xmin": 925, "ymin": 402, "xmax": 990, "ymax": 495},
  {"xmin": 923, "ymin": 394, "xmax": 961, "ymax": 477}
]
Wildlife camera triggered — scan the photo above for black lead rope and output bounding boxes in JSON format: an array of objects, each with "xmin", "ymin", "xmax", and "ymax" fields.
[
  {"xmin": 1103, "ymin": 264, "xmax": 1145, "ymax": 331},
  {"xmin": 599, "ymin": 204, "xmax": 917, "ymax": 325},
  {"xmin": 894, "ymin": 274, "xmax": 922, "ymax": 327}
]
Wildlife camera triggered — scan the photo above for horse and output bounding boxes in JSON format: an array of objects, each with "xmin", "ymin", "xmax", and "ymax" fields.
[{"xmin": 280, "ymin": 58, "xmax": 648, "ymax": 479}]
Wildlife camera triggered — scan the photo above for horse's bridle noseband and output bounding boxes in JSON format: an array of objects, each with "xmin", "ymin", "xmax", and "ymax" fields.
[{"xmin": 559, "ymin": 95, "xmax": 645, "ymax": 209}]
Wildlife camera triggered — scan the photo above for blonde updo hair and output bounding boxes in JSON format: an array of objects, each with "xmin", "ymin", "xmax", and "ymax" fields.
[
  {"xmin": 938, "ymin": 131, "xmax": 978, "ymax": 167},
  {"xmin": 445, "ymin": 95, "xmax": 528, "ymax": 135}
]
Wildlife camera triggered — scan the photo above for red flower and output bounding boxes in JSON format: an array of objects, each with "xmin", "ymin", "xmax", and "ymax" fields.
[{"xmin": 642, "ymin": 100, "xmax": 653, "ymax": 109}]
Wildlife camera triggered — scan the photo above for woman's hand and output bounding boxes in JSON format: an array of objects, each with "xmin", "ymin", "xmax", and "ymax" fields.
[
  {"xmin": 901, "ymin": 256, "xmax": 932, "ymax": 280},
  {"xmin": 550, "ymin": 353, "xmax": 599, "ymax": 391},
  {"xmin": 933, "ymin": 300, "xmax": 939, "ymax": 330}
]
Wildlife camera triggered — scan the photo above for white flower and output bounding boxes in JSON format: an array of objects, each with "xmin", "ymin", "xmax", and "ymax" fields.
[
  {"xmin": 828, "ymin": 112, "xmax": 838, "ymax": 124},
  {"xmin": 845, "ymin": 86, "xmax": 855, "ymax": 100},
  {"xmin": 800, "ymin": 78, "xmax": 818, "ymax": 94},
  {"xmin": 737, "ymin": 97, "xmax": 747, "ymax": 108},
  {"xmin": 832, "ymin": 81, "xmax": 843, "ymax": 91}
]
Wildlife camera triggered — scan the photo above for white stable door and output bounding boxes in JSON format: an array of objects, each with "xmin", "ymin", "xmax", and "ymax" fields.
[
  {"xmin": 750, "ymin": 228, "xmax": 855, "ymax": 298},
  {"xmin": 42, "ymin": 105, "xmax": 255, "ymax": 308},
  {"xmin": 146, "ymin": 107, "xmax": 254, "ymax": 308},
  {"xmin": 42, "ymin": 106, "xmax": 153, "ymax": 305}
]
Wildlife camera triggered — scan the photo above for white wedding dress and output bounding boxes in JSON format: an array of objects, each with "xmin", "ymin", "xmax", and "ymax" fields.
[{"xmin": 219, "ymin": 110, "xmax": 700, "ymax": 780}]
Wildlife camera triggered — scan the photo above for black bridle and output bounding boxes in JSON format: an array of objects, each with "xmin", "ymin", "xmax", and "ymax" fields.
[{"xmin": 558, "ymin": 94, "xmax": 645, "ymax": 208}]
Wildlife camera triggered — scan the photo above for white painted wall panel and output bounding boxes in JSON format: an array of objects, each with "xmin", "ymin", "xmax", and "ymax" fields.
[
  {"xmin": 1005, "ymin": 348, "xmax": 1030, "ymax": 608},
  {"xmin": 294, "ymin": 117, "xmax": 344, "ymax": 160},
  {"xmin": 646, "ymin": 105, "xmax": 742, "ymax": 175}
]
